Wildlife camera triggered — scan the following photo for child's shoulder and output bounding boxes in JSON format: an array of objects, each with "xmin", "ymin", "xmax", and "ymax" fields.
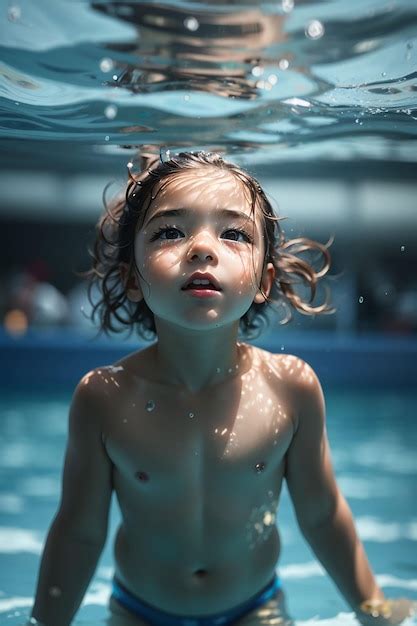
[
  {"xmin": 261, "ymin": 347, "xmax": 319, "ymax": 387},
  {"xmin": 260, "ymin": 348, "xmax": 323, "ymax": 432},
  {"xmin": 75, "ymin": 346, "xmax": 151, "ymax": 399}
]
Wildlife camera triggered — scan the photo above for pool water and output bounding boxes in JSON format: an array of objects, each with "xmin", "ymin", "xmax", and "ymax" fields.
[
  {"xmin": 0, "ymin": 385, "xmax": 416, "ymax": 625},
  {"xmin": 1, "ymin": 0, "xmax": 417, "ymax": 170}
]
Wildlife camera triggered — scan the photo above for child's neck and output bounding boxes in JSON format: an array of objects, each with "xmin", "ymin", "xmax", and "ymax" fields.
[{"xmin": 150, "ymin": 325, "xmax": 247, "ymax": 395}]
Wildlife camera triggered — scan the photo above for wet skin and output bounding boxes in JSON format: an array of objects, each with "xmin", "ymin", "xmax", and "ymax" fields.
[{"xmin": 89, "ymin": 343, "xmax": 302, "ymax": 621}]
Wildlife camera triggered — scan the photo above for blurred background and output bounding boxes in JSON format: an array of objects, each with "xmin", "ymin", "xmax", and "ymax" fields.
[
  {"xmin": 0, "ymin": 1, "xmax": 416, "ymax": 624},
  {"xmin": 0, "ymin": 0, "xmax": 416, "ymax": 390}
]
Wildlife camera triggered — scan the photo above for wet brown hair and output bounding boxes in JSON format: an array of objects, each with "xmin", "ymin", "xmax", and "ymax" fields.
[{"xmin": 82, "ymin": 151, "xmax": 336, "ymax": 341}]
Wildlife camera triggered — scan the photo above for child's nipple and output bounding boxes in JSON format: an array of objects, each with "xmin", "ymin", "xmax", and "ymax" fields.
[{"xmin": 135, "ymin": 470, "xmax": 149, "ymax": 482}]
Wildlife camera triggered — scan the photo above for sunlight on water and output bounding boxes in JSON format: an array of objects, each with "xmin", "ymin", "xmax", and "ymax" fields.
[{"xmin": 1, "ymin": 0, "xmax": 417, "ymax": 169}]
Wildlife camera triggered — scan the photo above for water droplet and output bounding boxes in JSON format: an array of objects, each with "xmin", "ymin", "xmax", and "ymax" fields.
[
  {"xmin": 8, "ymin": 4, "xmax": 21, "ymax": 22},
  {"xmin": 255, "ymin": 462, "xmax": 266, "ymax": 473},
  {"xmin": 401, "ymin": 245, "xmax": 405, "ymax": 252},
  {"xmin": 251, "ymin": 65, "xmax": 264, "ymax": 77},
  {"xmin": 48, "ymin": 586, "xmax": 62, "ymax": 597},
  {"xmin": 279, "ymin": 58, "xmax": 289, "ymax": 70},
  {"xmin": 282, "ymin": 0, "xmax": 294, "ymax": 12},
  {"xmin": 189, "ymin": 412, "xmax": 194, "ymax": 418},
  {"xmin": 104, "ymin": 104, "xmax": 118, "ymax": 119},
  {"xmin": 146, "ymin": 400, "xmax": 155, "ymax": 412},
  {"xmin": 100, "ymin": 57, "xmax": 114, "ymax": 73},
  {"xmin": 358, "ymin": 296, "xmax": 364, "ymax": 303},
  {"xmin": 104, "ymin": 135, "xmax": 110, "ymax": 142},
  {"xmin": 305, "ymin": 20, "xmax": 325, "ymax": 40},
  {"xmin": 184, "ymin": 16, "xmax": 199, "ymax": 31}
]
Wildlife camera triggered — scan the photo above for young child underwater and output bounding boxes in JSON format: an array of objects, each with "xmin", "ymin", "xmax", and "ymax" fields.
[{"xmin": 29, "ymin": 151, "xmax": 415, "ymax": 626}]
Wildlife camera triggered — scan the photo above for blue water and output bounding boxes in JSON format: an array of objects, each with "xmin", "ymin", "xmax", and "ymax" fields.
[
  {"xmin": 1, "ymin": 0, "xmax": 417, "ymax": 171},
  {"xmin": 0, "ymin": 386, "xmax": 416, "ymax": 625}
]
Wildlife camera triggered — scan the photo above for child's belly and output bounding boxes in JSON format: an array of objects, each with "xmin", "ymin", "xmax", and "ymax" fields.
[{"xmin": 112, "ymin": 516, "xmax": 281, "ymax": 615}]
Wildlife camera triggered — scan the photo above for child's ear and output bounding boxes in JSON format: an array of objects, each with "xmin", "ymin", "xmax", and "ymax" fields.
[
  {"xmin": 119, "ymin": 262, "xmax": 143, "ymax": 303},
  {"xmin": 254, "ymin": 262, "xmax": 276, "ymax": 304}
]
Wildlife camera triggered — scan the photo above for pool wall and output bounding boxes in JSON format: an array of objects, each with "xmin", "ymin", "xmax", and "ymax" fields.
[{"xmin": 1, "ymin": 328, "xmax": 416, "ymax": 390}]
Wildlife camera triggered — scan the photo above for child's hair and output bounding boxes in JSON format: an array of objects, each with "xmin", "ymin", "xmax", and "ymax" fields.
[{"xmin": 82, "ymin": 151, "xmax": 336, "ymax": 341}]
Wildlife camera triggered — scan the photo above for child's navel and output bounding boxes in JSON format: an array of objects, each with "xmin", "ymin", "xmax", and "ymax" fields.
[{"xmin": 135, "ymin": 470, "xmax": 149, "ymax": 482}]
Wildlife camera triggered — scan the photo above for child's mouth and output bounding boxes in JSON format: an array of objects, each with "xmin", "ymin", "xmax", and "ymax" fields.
[{"xmin": 182, "ymin": 286, "xmax": 221, "ymax": 297}]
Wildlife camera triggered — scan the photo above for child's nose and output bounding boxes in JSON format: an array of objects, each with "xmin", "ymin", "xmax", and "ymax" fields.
[{"xmin": 186, "ymin": 230, "xmax": 217, "ymax": 260}]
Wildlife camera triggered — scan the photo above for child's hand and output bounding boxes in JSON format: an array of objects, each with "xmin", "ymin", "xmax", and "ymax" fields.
[{"xmin": 356, "ymin": 597, "xmax": 416, "ymax": 625}]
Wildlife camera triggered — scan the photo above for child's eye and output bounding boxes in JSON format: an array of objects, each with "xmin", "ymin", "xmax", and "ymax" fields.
[
  {"xmin": 149, "ymin": 224, "xmax": 253, "ymax": 244},
  {"xmin": 150, "ymin": 225, "xmax": 183, "ymax": 241},
  {"xmin": 223, "ymin": 228, "xmax": 253, "ymax": 243}
]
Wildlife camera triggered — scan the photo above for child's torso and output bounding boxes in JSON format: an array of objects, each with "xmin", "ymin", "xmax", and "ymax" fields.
[{"xmin": 99, "ymin": 344, "xmax": 298, "ymax": 615}]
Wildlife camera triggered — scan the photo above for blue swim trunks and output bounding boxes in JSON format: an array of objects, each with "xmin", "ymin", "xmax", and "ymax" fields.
[{"xmin": 111, "ymin": 573, "xmax": 283, "ymax": 626}]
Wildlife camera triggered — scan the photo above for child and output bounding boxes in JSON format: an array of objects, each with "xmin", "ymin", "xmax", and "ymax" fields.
[{"xmin": 30, "ymin": 151, "xmax": 414, "ymax": 626}]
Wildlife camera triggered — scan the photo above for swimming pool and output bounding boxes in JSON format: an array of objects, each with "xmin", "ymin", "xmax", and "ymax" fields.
[
  {"xmin": 1, "ymin": 0, "xmax": 417, "ymax": 623},
  {"xmin": 0, "ymin": 384, "xmax": 416, "ymax": 625}
]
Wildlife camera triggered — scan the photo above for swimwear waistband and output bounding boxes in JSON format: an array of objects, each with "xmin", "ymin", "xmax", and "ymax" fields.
[{"xmin": 111, "ymin": 573, "xmax": 282, "ymax": 626}]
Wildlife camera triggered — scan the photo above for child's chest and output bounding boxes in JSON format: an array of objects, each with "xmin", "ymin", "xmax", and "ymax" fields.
[{"xmin": 103, "ymin": 363, "xmax": 295, "ymax": 514}]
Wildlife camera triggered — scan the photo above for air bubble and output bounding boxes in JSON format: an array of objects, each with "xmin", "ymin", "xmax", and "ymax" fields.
[
  {"xmin": 251, "ymin": 65, "xmax": 264, "ymax": 77},
  {"xmin": 306, "ymin": 20, "xmax": 325, "ymax": 40},
  {"xmin": 279, "ymin": 58, "xmax": 289, "ymax": 70},
  {"xmin": 146, "ymin": 400, "xmax": 155, "ymax": 412},
  {"xmin": 127, "ymin": 161, "xmax": 133, "ymax": 168},
  {"xmin": 184, "ymin": 16, "xmax": 199, "ymax": 31},
  {"xmin": 268, "ymin": 74, "xmax": 277, "ymax": 85},
  {"xmin": 112, "ymin": 74, "xmax": 118, "ymax": 81},
  {"xmin": 7, "ymin": 4, "xmax": 21, "ymax": 21},
  {"xmin": 104, "ymin": 104, "xmax": 118, "ymax": 119},
  {"xmin": 184, "ymin": 94, "xmax": 190, "ymax": 101},
  {"xmin": 189, "ymin": 412, "xmax": 195, "ymax": 418},
  {"xmin": 282, "ymin": 0, "xmax": 294, "ymax": 12},
  {"xmin": 401, "ymin": 245, "xmax": 405, "ymax": 252},
  {"xmin": 381, "ymin": 71, "xmax": 387, "ymax": 77},
  {"xmin": 100, "ymin": 57, "xmax": 114, "ymax": 73},
  {"xmin": 359, "ymin": 296, "xmax": 364, "ymax": 303}
]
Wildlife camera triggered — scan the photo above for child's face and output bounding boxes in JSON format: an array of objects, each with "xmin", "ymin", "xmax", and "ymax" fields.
[{"xmin": 128, "ymin": 167, "xmax": 274, "ymax": 331}]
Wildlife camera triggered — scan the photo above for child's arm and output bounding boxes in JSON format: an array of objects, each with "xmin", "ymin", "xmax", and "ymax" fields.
[
  {"xmin": 30, "ymin": 374, "xmax": 113, "ymax": 626},
  {"xmin": 284, "ymin": 362, "xmax": 414, "ymax": 625}
]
